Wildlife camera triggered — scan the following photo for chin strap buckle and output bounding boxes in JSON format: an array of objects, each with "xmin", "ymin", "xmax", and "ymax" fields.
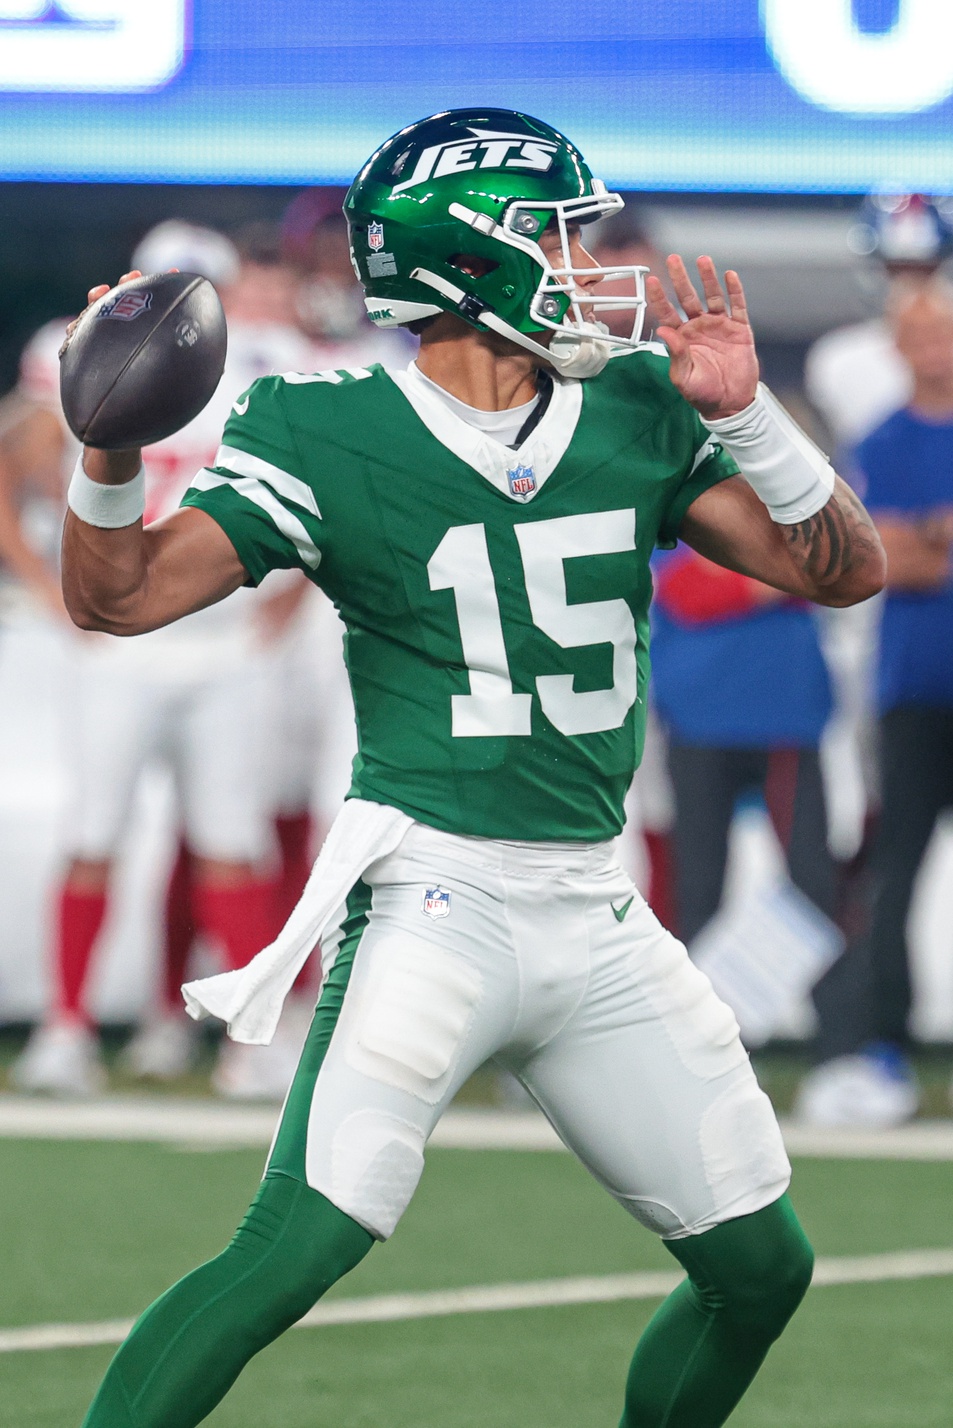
[
  {"xmin": 456, "ymin": 293, "xmax": 489, "ymax": 323},
  {"xmin": 410, "ymin": 267, "xmax": 490, "ymax": 326}
]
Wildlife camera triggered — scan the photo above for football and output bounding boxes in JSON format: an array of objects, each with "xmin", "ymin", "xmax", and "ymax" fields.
[{"xmin": 59, "ymin": 271, "xmax": 227, "ymax": 450}]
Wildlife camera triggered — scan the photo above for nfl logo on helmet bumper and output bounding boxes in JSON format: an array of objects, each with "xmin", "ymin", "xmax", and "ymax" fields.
[{"xmin": 422, "ymin": 886, "xmax": 451, "ymax": 919}]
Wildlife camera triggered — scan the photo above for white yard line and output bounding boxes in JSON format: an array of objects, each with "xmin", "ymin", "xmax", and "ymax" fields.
[
  {"xmin": 779, "ymin": 1122, "xmax": 953, "ymax": 1161},
  {"xmin": 0, "ymin": 1094, "xmax": 279, "ymax": 1147},
  {"xmin": 4, "ymin": 1095, "xmax": 953, "ymax": 1160},
  {"xmin": 2, "ymin": 1248, "xmax": 953, "ymax": 1355}
]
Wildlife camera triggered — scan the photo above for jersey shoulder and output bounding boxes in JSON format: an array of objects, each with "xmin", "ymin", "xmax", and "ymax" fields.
[
  {"xmin": 236, "ymin": 362, "xmax": 390, "ymax": 413},
  {"xmin": 224, "ymin": 363, "xmax": 398, "ymax": 459},
  {"xmin": 587, "ymin": 343, "xmax": 679, "ymax": 405},
  {"xmin": 581, "ymin": 343, "xmax": 707, "ymax": 467}
]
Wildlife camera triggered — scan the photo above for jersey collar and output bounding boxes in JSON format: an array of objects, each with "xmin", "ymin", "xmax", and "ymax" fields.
[{"xmin": 387, "ymin": 361, "xmax": 583, "ymax": 503}]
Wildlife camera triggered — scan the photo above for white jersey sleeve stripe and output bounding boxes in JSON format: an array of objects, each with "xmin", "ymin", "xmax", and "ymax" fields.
[
  {"xmin": 278, "ymin": 368, "xmax": 372, "ymax": 386},
  {"xmin": 213, "ymin": 445, "xmax": 321, "ymax": 518},
  {"xmin": 281, "ymin": 370, "xmax": 343, "ymax": 385},
  {"xmin": 191, "ymin": 469, "xmax": 321, "ymax": 569},
  {"xmin": 690, "ymin": 438, "xmax": 717, "ymax": 475}
]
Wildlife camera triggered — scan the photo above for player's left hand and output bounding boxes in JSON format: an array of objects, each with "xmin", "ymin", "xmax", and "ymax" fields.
[{"xmin": 647, "ymin": 256, "xmax": 759, "ymax": 421}]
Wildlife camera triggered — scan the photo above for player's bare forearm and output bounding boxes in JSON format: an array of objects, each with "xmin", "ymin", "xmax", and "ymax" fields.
[
  {"xmin": 63, "ymin": 449, "xmax": 248, "ymax": 634},
  {"xmin": 779, "ymin": 478, "xmax": 887, "ymax": 603},
  {"xmin": 681, "ymin": 475, "xmax": 886, "ymax": 608}
]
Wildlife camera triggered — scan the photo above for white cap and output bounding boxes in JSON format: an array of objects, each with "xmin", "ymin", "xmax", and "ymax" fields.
[{"xmin": 131, "ymin": 220, "xmax": 240, "ymax": 289}]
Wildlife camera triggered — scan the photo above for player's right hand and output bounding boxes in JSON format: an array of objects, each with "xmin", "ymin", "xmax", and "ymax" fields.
[
  {"xmin": 61, "ymin": 272, "xmax": 145, "ymax": 479},
  {"xmin": 59, "ymin": 271, "xmax": 143, "ymax": 359},
  {"xmin": 86, "ymin": 270, "xmax": 142, "ymax": 306},
  {"xmin": 60, "ymin": 268, "xmax": 180, "ymax": 358}
]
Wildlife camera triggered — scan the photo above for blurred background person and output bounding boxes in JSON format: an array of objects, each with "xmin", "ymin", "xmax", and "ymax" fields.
[
  {"xmin": 798, "ymin": 279, "xmax": 953, "ymax": 1126},
  {"xmin": 281, "ymin": 186, "xmax": 412, "ymax": 367},
  {"xmin": 651, "ymin": 545, "xmax": 836, "ymax": 948},
  {"xmin": 11, "ymin": 221, "xmax": 316, "ymax": 1098},
  {"xmin": 0, "ymin": 322, "xmax": 74, "ymax": 630},
  {"xmin": 801, "ymin": 196, "xmax": 953, "ymax": 1034},
  {"xmin": 804, "ymin": 194, "xmax": 953, "ymax": 454}
]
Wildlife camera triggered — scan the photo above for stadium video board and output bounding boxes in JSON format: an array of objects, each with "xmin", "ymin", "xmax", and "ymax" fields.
[{"xmin": 0, "ymin": 1, "xmax": 952, "ymax": 191}]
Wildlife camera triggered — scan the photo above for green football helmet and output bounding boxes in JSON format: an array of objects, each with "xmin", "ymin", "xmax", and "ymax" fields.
[{"xmin": 344, "ymin": 108, "xmax": 648, "ymax": 377}]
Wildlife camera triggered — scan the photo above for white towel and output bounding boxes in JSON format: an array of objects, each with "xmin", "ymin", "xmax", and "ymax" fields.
[{"xmin": 182, "ymin": 798, "xmax": 413, "ymax": 1045}]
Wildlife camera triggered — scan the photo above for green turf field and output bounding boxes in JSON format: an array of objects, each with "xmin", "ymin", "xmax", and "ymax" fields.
[{"xmin": 2, "ymin": 1137, "xmax": 953, "ymax": 1427}]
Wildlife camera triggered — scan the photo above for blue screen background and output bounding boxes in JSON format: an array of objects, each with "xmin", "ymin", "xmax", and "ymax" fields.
[{"xmin": 1, "ymin": 0, "xmax": 952, "ymax": 191}]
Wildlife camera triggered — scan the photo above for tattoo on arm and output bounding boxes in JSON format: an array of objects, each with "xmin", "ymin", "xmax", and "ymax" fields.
[{"xmin": 783, "ymin": 482, "xmax": 881, "ymax": 587}]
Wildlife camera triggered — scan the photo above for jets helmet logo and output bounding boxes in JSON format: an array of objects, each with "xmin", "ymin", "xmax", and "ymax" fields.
[{"xmin": 393, "ymin": 129, "xmax": 559, "ymax": 196}]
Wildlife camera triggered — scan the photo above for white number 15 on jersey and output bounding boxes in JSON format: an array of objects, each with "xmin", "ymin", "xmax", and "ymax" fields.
[{"xmin": 427, "ymin": 510, "xmax": 638, "ymax": 739}]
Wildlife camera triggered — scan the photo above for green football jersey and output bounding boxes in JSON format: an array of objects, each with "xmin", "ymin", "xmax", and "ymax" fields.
[{"xmin": 182, "ymin": 348, "xmax": 737, "ymax": 841}]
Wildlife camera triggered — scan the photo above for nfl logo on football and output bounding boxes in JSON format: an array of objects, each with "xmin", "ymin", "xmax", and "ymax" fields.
[
  {"xmin": 99, "ymin": 290, "xmax": 153, "ymax": 322},
  {"xmin": 368, "ymin": 222, "xmax": 385, "ymax": 252},
  {"xmin": 507, "ymin": 463, "xmax": 536, "ymax": 498},
  {"xmin": 422, "ymin": 886, "xmax": 451, "ymax": 919}
]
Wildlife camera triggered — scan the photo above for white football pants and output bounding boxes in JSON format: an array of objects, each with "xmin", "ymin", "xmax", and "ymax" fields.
[{"xmin": 267, "ymin": 820, "xmax": 791, "ymax": 1242}]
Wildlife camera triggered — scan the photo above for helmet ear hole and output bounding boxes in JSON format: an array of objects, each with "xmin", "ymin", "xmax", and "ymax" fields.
[{"xmin": 448, "ymin": 253, "xmax": 500, "ymax": 279}]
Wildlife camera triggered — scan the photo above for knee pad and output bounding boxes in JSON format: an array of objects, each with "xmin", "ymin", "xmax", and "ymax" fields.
[
  {"xmin": 231, "ymin": 1172, "xmax": 374, "ymax": 1321},
  {"xmin": 717, "ymin": 1216, "xmax": 814, "ymax": 1339},
  {"xmin": 670, "ymin": 1194, "xmax": 814, "ymax": 1340}
]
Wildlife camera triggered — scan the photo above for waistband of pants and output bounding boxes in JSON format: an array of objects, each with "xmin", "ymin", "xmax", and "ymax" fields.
[{"xmin": 397, "ymin": 819, "xmax": 616, "ymax": 877}]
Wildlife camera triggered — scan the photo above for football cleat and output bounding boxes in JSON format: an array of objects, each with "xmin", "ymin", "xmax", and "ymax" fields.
[
  {"xmin": 121, "ymin": 1013, "xmax": 199, "ymax": 1081},
  {"xmin": 11, "ymin": 1021, "xmax": 106, "ymax": 1098},
  {"xmin": 211, "ymin": 998, "xmax": 313, "ymax": 1102},
  {"xmin": 794, "ymin": 1045, "xmax": 919, "ymax": 1128},
  {"xmin": 346, "ymin": 108, "xmax": 649, "ymax": 377}
]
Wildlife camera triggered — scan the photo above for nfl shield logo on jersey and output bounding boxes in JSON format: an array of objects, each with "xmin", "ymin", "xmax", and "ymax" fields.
[
  {"xmin": 368, "ymin": 222, "xmax": 385, "ymax": 252},
  {"xmin": 507, "ymin": 463, "xmax": 537, "ymax": 498},
  {"xmin": 422, "ymin": 886, "xmax": 452, "ymax": 919}
]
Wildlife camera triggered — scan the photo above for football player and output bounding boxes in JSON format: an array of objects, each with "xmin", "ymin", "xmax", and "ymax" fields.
[{"xmin": 66, "ymin": 111, "xmax": 885, "ymax": 1428}]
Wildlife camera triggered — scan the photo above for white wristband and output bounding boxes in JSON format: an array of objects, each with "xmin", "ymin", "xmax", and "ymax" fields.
[
  {"xmin": 67, "ymin": 457, "xmax": 146, "ymax": 529},
  {"xmin": 701, "ymin": 384, "xmax": 835, "ymax": 525}
]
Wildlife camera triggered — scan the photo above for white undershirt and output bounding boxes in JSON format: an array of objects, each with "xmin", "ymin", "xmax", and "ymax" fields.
[{"xmin": 406, "ymin": 361, "xmax": 540, "ymax": 449}]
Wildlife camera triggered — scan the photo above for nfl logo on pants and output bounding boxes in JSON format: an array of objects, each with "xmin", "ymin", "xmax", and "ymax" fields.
[{"xmin": 422, "ymin": 886, "xmax": 451, "ymax": 919}]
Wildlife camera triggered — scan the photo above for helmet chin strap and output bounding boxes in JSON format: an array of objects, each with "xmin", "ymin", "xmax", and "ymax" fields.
[
  {"xmin": 546, "ymin": 325, "xmax": 612, "ymax": 378},
  {"xmin": 410, "ymin": 267, "xmax": 611, "ymax": 379}
]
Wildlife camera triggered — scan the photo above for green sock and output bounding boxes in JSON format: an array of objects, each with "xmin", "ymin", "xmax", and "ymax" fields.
[
  {"xmin": 82, "ymin": 1171, "xmax": 373, "ymax": 1428},
  {"xmin": 620, "ymin": 1194, "xmax": 814, "ymax": 1428}
]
